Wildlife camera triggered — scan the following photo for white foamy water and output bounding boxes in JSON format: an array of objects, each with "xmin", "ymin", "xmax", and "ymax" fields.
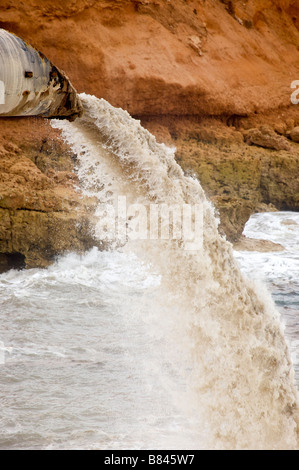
[
  {"xmin": 0, "ymin": 249, "xmax": 203, "ymax": 450},
  {"xmin": 0, "ymin": 94, "xmax": 298, "ymax": 450},
  {"xmin": 234, "ymin": 212, "xmax": 299, "ymax": 389}
]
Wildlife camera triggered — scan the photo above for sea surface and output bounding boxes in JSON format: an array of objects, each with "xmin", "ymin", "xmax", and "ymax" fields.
[
  {"xmin": 0, "ymin": 211, "xmax": 297, "ymax": 450},
  {"xmin": 0, "ymin": 248, "xmax": 202, "ymax": 450}
]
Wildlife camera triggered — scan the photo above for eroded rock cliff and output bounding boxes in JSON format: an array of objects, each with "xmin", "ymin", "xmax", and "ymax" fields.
[
  {"xmin": 0, "ymin": 118, "xmax": 98, "ymax": 272},
  {"xmin": 1, "ymin": 0, "xmax": 299, "ymax": 115},
  {"xmin": 0, "ymin": 0, "xmax": 299, "ymax": 268}
]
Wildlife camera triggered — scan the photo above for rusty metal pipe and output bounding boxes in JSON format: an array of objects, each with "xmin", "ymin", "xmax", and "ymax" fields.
[{"xmin": 0, "ymin": 29, "xmax": 83, "ymax": 121}]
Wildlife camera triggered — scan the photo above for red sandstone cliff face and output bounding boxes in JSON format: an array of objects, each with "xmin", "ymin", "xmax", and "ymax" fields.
[
  {"xmin": 0, "ymin": 1, "xmax": 299, "ymax": 268},
  {"xmin": 1, "ymin": 0, "xmax": 299, "ymax": 117}
]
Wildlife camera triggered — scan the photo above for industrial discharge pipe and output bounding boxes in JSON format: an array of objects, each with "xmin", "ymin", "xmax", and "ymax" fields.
[{"xmin": 0, "ymin": 29, "xmax": 83, "ymax": 121}]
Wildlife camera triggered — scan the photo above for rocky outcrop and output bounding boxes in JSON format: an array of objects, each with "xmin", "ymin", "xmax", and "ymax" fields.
[
  {"xmin": 234, "ymin": 235, "xmax": 285, "ymax": 252},
  {"xmin": 0, "ymin": 118, "xmax": 99, "ymax": 272},
  {"xmin": 0, "ymin": 0, "xmax": 299, "ymax": 269},
  {"xmin": 290, "ymin": 127, "xmax": 299, "ymax": 142},
  {"xmin": 149, "ymin": 115, "xmax": 299, "ymax": 242},
  {"xmin": 243, "ymin": 126, "xmax": 291, "ymax": 151}
]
